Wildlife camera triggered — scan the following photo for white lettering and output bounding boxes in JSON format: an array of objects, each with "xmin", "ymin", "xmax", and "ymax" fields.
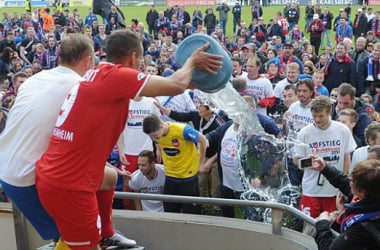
[{"xmin": 53, "ymin": 128, "xmax": 74, "ymax": 142}]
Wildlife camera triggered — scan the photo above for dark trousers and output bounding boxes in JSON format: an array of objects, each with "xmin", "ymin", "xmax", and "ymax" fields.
[
  {"xmin": 163, "ymin": 176, "xmax": 201, "ymax": 214},
  {"xmin": 310, "ymin": 36, "xmax": 321, "ymax": 55},
  {"xmin": 287, "ymin": 158, "xmax": 303, "ymax": 187},
  {"xmin": 220, "ymin": 185, "xmax": 242, "ymax": 218}
]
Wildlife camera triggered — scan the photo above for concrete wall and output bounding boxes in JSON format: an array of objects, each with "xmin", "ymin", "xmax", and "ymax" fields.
[
  {"xmin": 1, "ymin": 203, "xmax": 317, "ymax": 250},
  {"xmin": 112, "ymin": 210, "xmax": 318, "ymax": 250}
]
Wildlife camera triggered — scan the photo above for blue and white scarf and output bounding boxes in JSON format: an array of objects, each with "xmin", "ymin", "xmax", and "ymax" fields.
[{"xmin": 366, "ymin": 55, "xmax": 380, "ymax": 82}]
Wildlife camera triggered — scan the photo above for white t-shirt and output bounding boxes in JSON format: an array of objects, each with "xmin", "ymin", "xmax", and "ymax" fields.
[
  {"xmin": 157, "ymin": 90, "xmax": 196, "ymax": 122},
  {"xmin": 288, "ymin": 101, "xmax": 314, "ymax": 132},
  {"xmin": 128, "ymin": 164, "xmax": 165, "ymax": 212},
  {"xmin": 220, "ymin": 124, "xmax": 244, "ymax": 192},
  {"xmin": 244, "ymin": 77, "xmax": 274, "ymax": 115},
  {"xmin": 230, "ymin": 71, "xmax": 248, "ymax": 82},
  {"xmin": 121, "ymin": 97, "xmax": 161, "ymax": 155},
  {"xmin": 274, "ymin": 78, "xmax": 295, "ymax": 101},
  {"xmin": 294, "ymin": 121, "xmax": 357, "ymax": 197},
  {"xmin": 350, "ymin": 145, "xmax": 369, "ymax": 173},
  {"xmin": 0, "ymin": 66, "xmax": 81, "ymax": 186}
]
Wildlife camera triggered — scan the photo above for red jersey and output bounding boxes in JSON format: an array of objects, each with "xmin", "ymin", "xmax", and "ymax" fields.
[
  {"xmin": 279, "ymin": 18, "xmax": 289, "ymax": 35},
  {"xmin": 36, "ymin": 63, "xmax": 148, "ymax": 192}
]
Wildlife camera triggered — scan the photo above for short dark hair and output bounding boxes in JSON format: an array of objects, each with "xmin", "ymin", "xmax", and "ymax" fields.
[
  {"xmin": 284, "ymin": 84, "xmax": 297, "ymax": 93},
  {"xmin": 106, "ymin": 29, "xmax": 142, "ymax": 64},
  {"xmin": 143, "ymin": 114, "xmax": 161, "ymax": 134},
  {"xmin": 351, "ymin": 159, "xmax": 380, "ymax": 201},
  {"xmin": 138, "ymin": 150, "xmax": 156, "ymax": 163},
  {"xmin": 296, "ymin": 78, "xmax": 315, "ymax": 98},
  {"xmin": 231, "ymin": 56, "xmax": 242, "ymax": 65},
  {"xmin": 337, "ymin": 83, "xmax": 356, "ymax": 98}
]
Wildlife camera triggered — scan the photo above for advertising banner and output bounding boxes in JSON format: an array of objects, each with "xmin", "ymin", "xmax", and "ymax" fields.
[
  {"xmin": 4, "ymin": 0, "xmax": 48, "ymax": 7},
  {"xmin": 166, "ymin": 0, "xmax": 216, "ymax": 5},
  {"xmin": 69, "ymin": 0, "xmax": 92, "ymax": 6},
  {"xmin": 369, "ymin": 0, "xmax": 380, "ymax": 5},
  {"xmin": 269, "ymin": 0, "xmax": 357, "ymax": 4}
]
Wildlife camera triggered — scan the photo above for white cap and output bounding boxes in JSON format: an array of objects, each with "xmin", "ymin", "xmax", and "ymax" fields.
[
  {"xmin": 357, "ymin": 8, "xmax": 363, "ymax": 12},
  {"xmin": 313, "ymin": 14, "xmax": 319, "ymax": 20}
]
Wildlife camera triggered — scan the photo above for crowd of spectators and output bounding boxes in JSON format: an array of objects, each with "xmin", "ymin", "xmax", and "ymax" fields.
[{"xmin": 1, "ymin": 1, "xmax": 380, "ymax": 247}]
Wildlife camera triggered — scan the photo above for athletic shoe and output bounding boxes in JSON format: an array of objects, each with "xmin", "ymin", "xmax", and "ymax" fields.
[{"xmin": 99, "ymin": 230, "xmax": 137, "ymax": 249}]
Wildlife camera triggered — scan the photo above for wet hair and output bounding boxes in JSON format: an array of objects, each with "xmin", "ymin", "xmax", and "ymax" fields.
[
  {"xmin": 59, "ymin": 34, "xmax": 94, "ymax": 66},
  {"xmin": 143, "ymin": 114, "xmax": 162, "ymax": 134},
  {"xmin": 138, "ymin": 150, "xmax": 156, "ymax": 163},
  {"xmin": 351, "ymin": 159, "xmax": 380, "ymax": 201},
  {"xmin": 105, "ymin": 29, "xmax": 142, "ymax": 64}
]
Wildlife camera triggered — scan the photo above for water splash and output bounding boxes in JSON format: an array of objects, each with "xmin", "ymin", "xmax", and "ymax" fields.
[{"xmin": 200, "ymin": 83, "xmax": 306, "ymax": 226}]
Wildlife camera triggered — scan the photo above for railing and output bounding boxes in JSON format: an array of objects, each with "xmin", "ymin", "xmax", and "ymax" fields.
[
  {"xmin": 115, "ymin": 191, "xmax": 319, "ymax": 236},
  {"xmin": 5, "ymin": 191, "xmax": 339, "ymax": 249}
]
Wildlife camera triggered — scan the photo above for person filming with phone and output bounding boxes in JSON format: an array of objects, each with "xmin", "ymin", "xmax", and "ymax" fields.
[
  {"xmin": 309, "ymin": 151, "xmax": 380, "ymax": 250},
  {"xmin": 292, "ymin": 96, "xmax": 357, "ymax": 219}
]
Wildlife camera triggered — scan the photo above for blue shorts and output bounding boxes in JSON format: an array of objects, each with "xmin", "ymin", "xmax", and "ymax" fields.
[{"xmin": 0, "ymin": 180, "xmax": 59, "ymax": 240}]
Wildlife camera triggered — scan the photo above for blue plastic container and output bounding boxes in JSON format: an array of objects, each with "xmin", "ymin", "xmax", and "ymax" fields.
[{"xmin": 175, "ymin": 34, "xmax": 232, "ymax": 93}]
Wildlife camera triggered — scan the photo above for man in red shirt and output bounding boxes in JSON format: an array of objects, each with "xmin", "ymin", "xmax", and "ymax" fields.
[{"xmin": 36, "ymin": 29, "xmax": 222, "ymax": 250}]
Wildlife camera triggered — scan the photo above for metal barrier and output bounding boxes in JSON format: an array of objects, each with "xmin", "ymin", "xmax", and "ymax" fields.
[
  {"xmin": 6, "ymin": 191, "xmax": 338, "ymax": 249},
  {"xmin": 115, "ymin": 191, "xmax": 319, "ymax": 236}
]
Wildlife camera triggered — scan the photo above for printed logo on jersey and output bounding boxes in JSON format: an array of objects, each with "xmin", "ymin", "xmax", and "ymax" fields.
[
  {"xmin": 309, "ymin": 139, "xmax": 342, "ymax": 164},
  {"xmin": 56, "ymin": 84, "xmax": 79, "ymax": 127},
  {"xmin": 171, "ymin": 138, "xmax": 180, "ymax": 147},
  {"xmin": 140, "ymin": 185, "xmax": 163, "ymax": 194},
  {"xmin": 137, "ymin": 73, "xmax": 146, "ymax": 81},
  {"xmin": 220, "ymin": 138, "xmax": 238, "ymax": 168},
  {"xmin": 163, "ymin": 147, "xmax": 180, "ymax": 156},
  {"xmin": 127, "ymin": 109, "xmax": 152, "ymax": 127}
]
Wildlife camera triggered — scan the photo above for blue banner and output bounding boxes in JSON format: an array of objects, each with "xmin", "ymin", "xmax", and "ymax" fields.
[{"xmin": 4, "ymin": 0, "xmax": 48, "ymax": 7}]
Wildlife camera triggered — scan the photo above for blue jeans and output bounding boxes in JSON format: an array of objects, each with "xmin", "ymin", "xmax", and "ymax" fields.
[
  {"xmin": 233, "ymin": 18, "xmax": 241, "ymax": 33},
  {"xmin": 305, "ymin": 18, "xmax": 312, "ymax": 31},
  {"xmin": 321, "ymin": 29, "xmax": 332, "ymax": 47},
  {"xmin": 0, "ymin": 180, "xmax": 60, "ymax": 240},
  {"xmin": 219, "ymin": 20, "xmax": 227, "ymax": 35}
]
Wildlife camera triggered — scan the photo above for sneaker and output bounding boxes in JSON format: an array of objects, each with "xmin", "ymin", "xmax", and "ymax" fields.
[{"xmin": 100, "ymin": 230, "xmax": 137, "ymax": 249}]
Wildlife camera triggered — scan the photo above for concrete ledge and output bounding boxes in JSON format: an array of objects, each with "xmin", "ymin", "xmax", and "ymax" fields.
[{"xmin": 112, "ymin": 210, "xmax": 317, "ymax": 250}]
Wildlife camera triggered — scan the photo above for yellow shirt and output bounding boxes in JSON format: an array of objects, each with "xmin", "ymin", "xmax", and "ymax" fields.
[{"xmin": 157, "ymin": 123, "xmax": 200, "ymax": 179}]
